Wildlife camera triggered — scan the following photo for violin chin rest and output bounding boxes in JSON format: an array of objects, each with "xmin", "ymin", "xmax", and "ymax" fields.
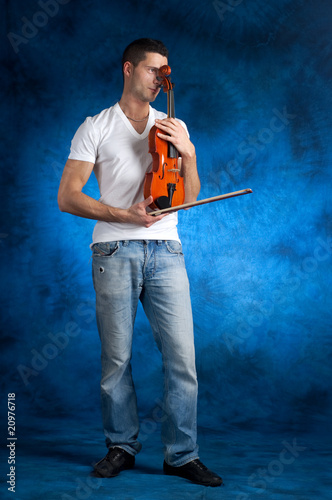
[{"xmin": 155, "ymin": 196, "xmax": 172, "ymax": 210}]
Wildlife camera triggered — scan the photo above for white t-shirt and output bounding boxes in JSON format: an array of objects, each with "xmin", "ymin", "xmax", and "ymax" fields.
[{"xmin": 68, "ymin": 103, "xmax": 187, "ymax": 244}]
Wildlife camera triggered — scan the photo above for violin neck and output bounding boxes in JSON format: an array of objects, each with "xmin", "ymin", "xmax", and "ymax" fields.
[
  {"xmin": 167, "ymin": 89, "xmax": 175, "ymax": 118},
  {"xmin": 167, "ymin": 89, "xmax": 178, "ymax": 159}
]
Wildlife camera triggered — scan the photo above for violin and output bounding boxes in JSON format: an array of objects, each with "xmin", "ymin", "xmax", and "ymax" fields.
[
  {"xmin": 144, "ymin": 65, "xmax": 253, "ymax": 214},
  {"xmin": 144, "ymin": 65, "xmax": 184, "ymax": 210}
]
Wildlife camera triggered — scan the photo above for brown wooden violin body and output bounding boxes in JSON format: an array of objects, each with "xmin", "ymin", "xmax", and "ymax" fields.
[
  {"xmin": 144, "ymin": 65, "xmax": 253, "ymax": 214},
  {"xmin": 144, "ymin": 65, "xmax": 185, "ymax": 210}
]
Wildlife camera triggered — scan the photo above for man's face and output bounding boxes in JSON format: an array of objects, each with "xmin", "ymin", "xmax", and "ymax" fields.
[{"xmin": 128, "ymin": 52, "xmax": 168, "ymax": 103}]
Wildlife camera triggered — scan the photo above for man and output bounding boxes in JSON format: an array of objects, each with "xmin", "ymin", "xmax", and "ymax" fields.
[{"xmin": 58, "ymin": 38, "xmax": 222, "ymax": 487}]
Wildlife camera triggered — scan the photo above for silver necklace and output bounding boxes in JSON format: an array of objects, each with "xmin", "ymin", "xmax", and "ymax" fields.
[{"xmin": 125, "ymin": 112, "xmax": 149, "ymax": 122}]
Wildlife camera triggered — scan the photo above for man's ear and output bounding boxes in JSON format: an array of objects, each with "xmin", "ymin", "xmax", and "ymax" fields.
[{"xmin": 123, "ymin": 61, "xmax": 133, "ymax": 78}]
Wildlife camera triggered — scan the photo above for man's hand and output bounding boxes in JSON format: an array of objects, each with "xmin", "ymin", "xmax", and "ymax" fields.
[
  {"xmin": 155, "ymin": 118, "xmax": 196, "ymax": 160},
  {"xmin": 124, "ymin": 196, "xmax": 167, "ymax": 227}
]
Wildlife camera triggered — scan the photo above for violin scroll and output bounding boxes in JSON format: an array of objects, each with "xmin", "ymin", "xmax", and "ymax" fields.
[{"xmin": 157, "ymin": 65, "xmax": 174, "ymax": 93}]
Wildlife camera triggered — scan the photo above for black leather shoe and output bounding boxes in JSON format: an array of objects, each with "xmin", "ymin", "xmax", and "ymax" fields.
[
  {"xmin": 163, "ymin": 459, "xmax": 223, "ymax": 487},
  {"xmin": 93, "ymin": 447, "xmax": 135, "ymax": 478}
]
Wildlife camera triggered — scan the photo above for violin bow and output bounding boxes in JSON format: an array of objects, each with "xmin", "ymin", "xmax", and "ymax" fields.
[{"xmin": 150, "ymin": 188, "xmax": 253, "ymax": 215}]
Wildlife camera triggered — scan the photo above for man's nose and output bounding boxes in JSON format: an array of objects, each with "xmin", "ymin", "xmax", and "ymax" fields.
[{"xmin": 154, "ymin": 75, "xmax": 163, "ymax": 87}]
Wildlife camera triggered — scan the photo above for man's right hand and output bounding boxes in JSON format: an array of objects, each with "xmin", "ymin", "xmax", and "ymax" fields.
[{"xmin": 124, "ymin": 196, "xmax": 167, "ymax": 227}]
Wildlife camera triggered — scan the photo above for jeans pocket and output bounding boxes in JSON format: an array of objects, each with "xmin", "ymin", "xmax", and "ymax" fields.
[
  {"xmin": 165, "ymin": 240, "xmax": 183, "ymax": 255},
  {"xmin": 92, "ymin": 241, "xmax": 119, "ymax": 257}
]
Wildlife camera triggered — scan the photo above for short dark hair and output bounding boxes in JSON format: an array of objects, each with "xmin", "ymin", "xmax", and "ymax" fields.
[{"xmin": 121, "ymin": 38, "xmax": 168, "ymax": 72}]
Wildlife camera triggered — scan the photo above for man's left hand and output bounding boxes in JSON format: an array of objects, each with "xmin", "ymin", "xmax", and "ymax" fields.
[{"xmin": 155, "ymin": 118, "xmax": 195, "ymax": 160}]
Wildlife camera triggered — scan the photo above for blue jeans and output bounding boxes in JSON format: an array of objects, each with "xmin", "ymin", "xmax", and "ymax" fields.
[{"xmin": 92, "ymin": 240, "xmax": 199, "ymax": 466}]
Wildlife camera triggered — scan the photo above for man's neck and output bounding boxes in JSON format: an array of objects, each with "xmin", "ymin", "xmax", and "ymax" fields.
[{"xmin": 118, "ymin": 94, "xmax": 150, "ymax": 121}]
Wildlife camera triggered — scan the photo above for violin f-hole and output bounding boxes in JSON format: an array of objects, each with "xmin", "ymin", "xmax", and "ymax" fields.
[{"xmin": 159, "ymin": 162, "xmax": 167, "ymax": 180}]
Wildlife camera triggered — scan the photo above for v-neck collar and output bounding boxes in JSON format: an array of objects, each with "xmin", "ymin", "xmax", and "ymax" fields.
[{"xmin": 115, "ymin": 102, "xmax": 153, "ymax": 139}]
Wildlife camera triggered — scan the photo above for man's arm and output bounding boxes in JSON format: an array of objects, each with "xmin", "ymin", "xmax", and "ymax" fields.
[
  {"xmin": 154, "ymin": 118, "xmax": 201, "ymax": 204},
  {"xmin": 57, "ymin": 159, "xmax": 165, "ymax": 227}
]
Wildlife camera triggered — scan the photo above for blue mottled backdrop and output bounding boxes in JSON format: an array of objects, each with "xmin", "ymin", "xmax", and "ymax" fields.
[{"xmin": 1, "ymin": 0, "xmax": 332, "ymax": 498}]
